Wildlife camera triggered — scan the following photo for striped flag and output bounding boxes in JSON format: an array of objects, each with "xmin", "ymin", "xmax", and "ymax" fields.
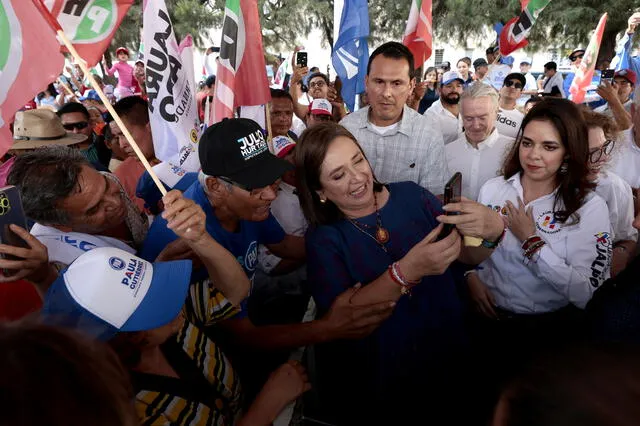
[
  {"xmin": 213, "ymin": 0, "xmax": 271, "ymax": 123},
  {"xmin": 402, "ymin": 0, "xmax": 432, "ymax": 68},
  {"xmin": 0, "ymin": 0, "xmax": 64, "ymax": 155},
  {"xmin": 570, "ymin": 13, "xmax": 608, "ymax": 104},
  {"xmin": 499, "ymin": 0, "xmax": 551, "ymax": 57},
  {"xmin": 43, "ymin": 0, "xmax": 133, "ymax": 67}
]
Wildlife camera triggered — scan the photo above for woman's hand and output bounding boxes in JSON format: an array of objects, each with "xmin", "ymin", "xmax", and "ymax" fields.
[
  {"xmin": 439, "ymin": 197, "xmax": 505, "ymax": 241},
  {"xmin": 467, "ymin": 273, "xmax": 497, "ymax": 319},
  {"xmin": 399, "ymin": 223, "xmax": 462, "ymax": 281},
  {"xmin": 505, "ymin": 198, "xmax": 536, "ymax": 242}
]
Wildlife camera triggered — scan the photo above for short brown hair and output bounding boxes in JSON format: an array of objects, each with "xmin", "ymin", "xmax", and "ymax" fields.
[
  {"xmin": 580, "ymin": 108, "xmax": 619, "ymax": 140},
  {"xmin": 0, "ymin": 321, "xmax": 137, "ymax": 426},
  {"xmin": 295, "ymin": 122, "xmax": 383, "ymax": 226}
]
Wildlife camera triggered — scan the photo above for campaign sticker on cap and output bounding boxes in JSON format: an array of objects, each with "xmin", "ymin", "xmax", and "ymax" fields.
[
  {"xmin": 237, "ymin": 129, "xmax": 268, "ymax": 161},
  {"xmin": 310, "ymin": 98, "xmax": 332, "ymax": 115},
  {"xmin": 272, "ymin": 135, "xmax": 296, "ymax": 158}
]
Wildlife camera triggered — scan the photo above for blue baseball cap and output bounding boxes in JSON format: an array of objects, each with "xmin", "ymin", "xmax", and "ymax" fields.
[
  {"xmin": 79, "ymin": 90, "xmax": 101, "ymax": 102},
  {"xmin": 43, "ymin": 247, "xmax": 192, "ymax": 341}
]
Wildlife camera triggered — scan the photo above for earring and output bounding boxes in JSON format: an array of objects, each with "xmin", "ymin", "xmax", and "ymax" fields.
[
  {"xmin": 319, "ymin": 198, "xmax": 326, "ymax": 204},
  {"xmin": 559, "ymin": 162, "xmax": 568, "ymax": 174}
]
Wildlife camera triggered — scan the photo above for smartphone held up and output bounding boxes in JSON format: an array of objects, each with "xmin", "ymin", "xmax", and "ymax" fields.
[{"xmin": 0, "ymin": 186, "xmax": 29, "ymax": 276}]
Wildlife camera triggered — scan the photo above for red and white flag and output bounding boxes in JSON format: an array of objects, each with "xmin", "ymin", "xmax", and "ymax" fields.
[
  {"xmin": 0, "ymin": 0, "xmax": 65, "ymax": 154},
  {"xmin": 43, "ymin": 0, "xmax": 134, "ymax": 67},
  {"xmin": 570, "ymin": 13, "xmax": 608, "ymax": 104},
  {"xmin": 213, "ymin": 0, "xmax": 271, "ymax": 124},
  {"xmin": 499, "ymin": 0, "xmax": 551, "ymax": 57},
  {"xmin": 402, "ymin": 0, "xmax": 432, "ymax": 69}
]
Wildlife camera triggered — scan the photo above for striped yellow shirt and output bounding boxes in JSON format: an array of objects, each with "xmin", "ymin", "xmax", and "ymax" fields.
[{"xmin": 134, "ymin": 280, "xmax": 242, "ymax": 425}]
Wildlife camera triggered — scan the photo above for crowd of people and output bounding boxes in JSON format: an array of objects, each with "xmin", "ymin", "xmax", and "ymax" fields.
[{"xmin": 3, "ymin": 10, "xmax": 640, "ymax": 426}]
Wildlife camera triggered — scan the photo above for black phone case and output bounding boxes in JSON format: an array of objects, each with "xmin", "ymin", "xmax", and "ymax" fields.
[
  {"xmin": 297, "ymin": 52, "xmax": 308, "ymax": 68},
  {"xmin": 0, "ymin": 187, "xmax": 29, "ymax": 275}
]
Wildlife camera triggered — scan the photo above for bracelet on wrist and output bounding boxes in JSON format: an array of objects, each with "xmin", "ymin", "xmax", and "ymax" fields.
[
  {"xmin": 388, "ymin": 262, "xmax": 418, "ymax": 295},
  {"xmin": 481, "ymin": 228, "xmax": 506, "ymax": 249}
]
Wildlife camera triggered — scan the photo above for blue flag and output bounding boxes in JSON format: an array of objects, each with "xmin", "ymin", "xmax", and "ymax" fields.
[{"xmin": 332, "ymin": 0, "xmax": 369, "ymax": 111}]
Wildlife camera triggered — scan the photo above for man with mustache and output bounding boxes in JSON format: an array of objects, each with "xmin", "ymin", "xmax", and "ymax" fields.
[{"xmin": 424, "ymin": 70, "xmax": 465, "ymax": 144}]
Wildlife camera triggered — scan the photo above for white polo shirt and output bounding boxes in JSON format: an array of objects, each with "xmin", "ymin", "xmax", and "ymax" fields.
[
  {"xmin": 495, "ymin": 107, "xmax": 524, "ymax": 140},
  {"xmin": 611, "ymin": 129, "xmax": 640, "ymax": 189},
  {"xmin": 595, "ymin": 171, "xmax": 638, "ymax": 242},
  {"xmin": 424, "ymin": 100, "xmax": 464, "ymax": 144},
  {"xmin": 477, "ymin": 174, "xmax": 611, "ymax": 313},
  {"xmin": 445, "ymin": 129, "xmax": 514, "ymax": 201}
]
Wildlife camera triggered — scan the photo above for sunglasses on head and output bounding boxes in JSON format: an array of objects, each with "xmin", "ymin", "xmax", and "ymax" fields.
[
  {"xmin": 503, "ymin": 80, "xmax": 523, "ymax": 89},
  {"xmin": 62, "ymin": 121, "xmax": 89, "ymax": 131}
]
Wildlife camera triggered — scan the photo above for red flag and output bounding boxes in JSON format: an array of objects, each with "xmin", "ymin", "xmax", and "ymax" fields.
[
  {"xmin": 499, "ymin": 0, "xmax": 551, "ymax": 57},
  {"xmin": 0, "ymin": 0, "xmax": 65, "ymax": 155},
  {"xmin": 402, "ymin": 0, "xmax": 433, "ymax": 69},
  {"xmin": 213, "ymin": 0, "xmax": 271, "ymax": 123},
  {"xmin": 44, "ymin": 0, "xmax": 133, "ymax": 67},
  {"xmin": 570, "ymin": 13, "xmax": 608, "ymax": 104}
]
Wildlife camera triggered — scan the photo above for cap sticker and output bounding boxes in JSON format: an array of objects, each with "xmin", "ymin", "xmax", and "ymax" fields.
[{"xmin": 237, "ymin": 129, "xmax": 268, "ymax": 161}]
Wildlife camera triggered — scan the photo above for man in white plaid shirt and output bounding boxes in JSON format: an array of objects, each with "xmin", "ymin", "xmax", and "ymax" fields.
[{"xmin": 341, "ymin": 42, "xmax": 449, "ymax": 195}]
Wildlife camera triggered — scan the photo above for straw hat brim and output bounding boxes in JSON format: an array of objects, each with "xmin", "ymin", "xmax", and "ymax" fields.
[{"xmin": 11, "ymin": 132, "xmax": 88, "ymax": 150}]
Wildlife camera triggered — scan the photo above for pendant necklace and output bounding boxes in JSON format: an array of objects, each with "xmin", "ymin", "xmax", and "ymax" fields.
[{"xmin": 349, "ymin": 192, "xmax": 390, "ymax": 249}]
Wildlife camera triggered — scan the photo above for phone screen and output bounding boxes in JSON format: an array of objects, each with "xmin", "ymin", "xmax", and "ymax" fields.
[
  {"xmin": 601, "ymin": 69, "xmax": 615, "ymax": 83},
  {"xmin": 296, "ymin": 51, "xmax": 308, "ymax": 68},
  {"xmin": 440, "ymin": 173, "xmax": 462, "ymax": 239}
]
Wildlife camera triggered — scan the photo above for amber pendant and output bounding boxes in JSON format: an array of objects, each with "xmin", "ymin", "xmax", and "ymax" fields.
[{"xmin": 376, "ymin": 227, "xmax": 390, "ymax": 244}]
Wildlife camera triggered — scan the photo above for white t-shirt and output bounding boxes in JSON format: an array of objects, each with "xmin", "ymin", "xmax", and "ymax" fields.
[
  {"xmin": 258, "ymin": 182, "xmax": 308, "ymax": 273},
  {"xmin": 424, "ymin": 100, "xmax": 464, "ymax": 144},
  {"xmin": 477, "ymin": 174, "xmax": 611, "ymax": 313},
  {"xmin": 595, "ymin": 171, "xmax": 638, "ymax": 243},
  {"xmin": 31, "ymin": 223, "xmax": 136, "ymax": 267},
  {"xmin": 542, "ymin": 72, "xmax": 565, "ymax": 97},
  {"xmin": 495, "ymin": 107, "xmax": 524, "ymax": 140},
  {"xmin": 611, "ymin": 129, "xmax": 640, "ymax": 189},
  {"xmin": 445, "ymin": 129, "xmax": 514, "ymax": 201},
  {"xmin": 369, "ymin": 121, "xmax": 399, "ymax": 135}
]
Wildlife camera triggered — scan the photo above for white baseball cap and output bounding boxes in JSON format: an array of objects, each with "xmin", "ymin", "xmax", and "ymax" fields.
[
  {"xmin": 272, "ymin": 135, "xmax": 296, "ymax": 159},
  {"xmin": 441, "ymin": 70, "xmax": 465, "ymax": 86},
  {"xmin": 43, "ymin": 247, "xmax": 192, "ymax": 340},
  {"xmin": 309, "ymin": 98, "xmax": 333, "ymax": 116}
]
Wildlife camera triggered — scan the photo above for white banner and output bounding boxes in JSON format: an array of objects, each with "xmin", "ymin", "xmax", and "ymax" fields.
[{"xmin": 143, "ymin": 0, "xmax": 200, "ymax": 181}]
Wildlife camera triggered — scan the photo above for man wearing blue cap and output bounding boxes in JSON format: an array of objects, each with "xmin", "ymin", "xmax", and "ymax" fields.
[{"xmin": 424, "ymin": 70, "xmax": 465, "ymax": 144}]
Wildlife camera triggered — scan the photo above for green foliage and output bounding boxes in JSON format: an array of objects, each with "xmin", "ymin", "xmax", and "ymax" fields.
[{"xmin": 109, "ymin": 0, "xmax": 222, "ymax": 57}]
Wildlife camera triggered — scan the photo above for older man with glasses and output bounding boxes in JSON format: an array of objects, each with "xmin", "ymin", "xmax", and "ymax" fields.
[{"xmin": 496, "ymin": 72, "xmax": 526, "ymax": 140}]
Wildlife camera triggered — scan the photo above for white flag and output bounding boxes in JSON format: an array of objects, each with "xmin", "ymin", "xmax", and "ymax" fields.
[{"xmin": 143, "ymin": 0, "xmax": 200, "ymax": 183}]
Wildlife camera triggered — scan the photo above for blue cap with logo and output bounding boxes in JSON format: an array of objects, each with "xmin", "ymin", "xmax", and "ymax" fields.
[{"xmin": 42, "ymin": 247, "xmax": 192, "ymax": 340}]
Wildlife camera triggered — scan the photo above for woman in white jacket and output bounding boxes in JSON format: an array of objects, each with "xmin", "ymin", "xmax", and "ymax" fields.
[{"xmin": 467, "ymin": 99, "xmax": 611, "ymax": 354}]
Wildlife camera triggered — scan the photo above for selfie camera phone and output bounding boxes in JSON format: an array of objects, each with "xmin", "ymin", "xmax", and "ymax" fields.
[
  {"xmin": 296, "ymin": 51, "xmax": 308, "ymax": 68},
  {"xmin": 0, "ymin": 186, "xmax": 29, "ymax": 276},
  {"xmin": 601, "ymin": 69, "xmax": 615, "ymax": 84},
  {"xmin": 440, "ymin": 173, "xmax": 462, "ymax": 239}
]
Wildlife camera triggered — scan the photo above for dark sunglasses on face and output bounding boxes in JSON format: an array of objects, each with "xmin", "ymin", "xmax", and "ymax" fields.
[
  {"xmin": 62, "ymin": 121, "xmax": 89, "ymax": 131},
  {"xmin": 503, "ymin": 80, "xmax": 523, "ymax": 90},
  {"xmin": 312, "ymin": 114, "xmax": 331, "ymax": 121},
  {"xmin": 217, "ymin": 176, "xmax": 279, "ymax": 197},
  {"xmin": 571, "ymin": 54, "xmax": 584, "ymax": 62}
]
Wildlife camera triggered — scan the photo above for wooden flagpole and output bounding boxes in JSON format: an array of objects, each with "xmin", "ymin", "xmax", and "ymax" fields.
[
  {"xmin": 33, "ymin": 0, "xmax": 167, "ymax": 196},
  {"xmin": 264, "ymin": 102, "xmax": 274, "ymax": 154}
]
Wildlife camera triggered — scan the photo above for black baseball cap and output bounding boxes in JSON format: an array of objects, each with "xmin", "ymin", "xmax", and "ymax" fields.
[
  {"xmin": 198, "ymin": 118, "xmax": 293, "ymax": 190},
  {"xmin": 503, "ymin": 72, "xmax": 526, "ymax": 88}
]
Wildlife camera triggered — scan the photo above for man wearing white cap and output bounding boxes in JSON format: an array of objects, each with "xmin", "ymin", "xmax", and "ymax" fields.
[
  {"xmin": 520, "ymin": 59, "xmax": 538, "ymax": 95},
  {"xmin": 424, "ymin": 70, "xmax": 465, "ymax": 144},
  {"xmin": 306, "ymin": 98, "xmax": 334, "ymax": 128}
]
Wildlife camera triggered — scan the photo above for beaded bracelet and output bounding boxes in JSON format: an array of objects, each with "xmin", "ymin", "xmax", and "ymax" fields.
[
  {"xmin": 388, "ymin": 262, "xmax": 417, "ymax": 295},
  {"xmin": 481, "ymin": 228, "xmax": 507, "ymax": 249},
  {"xmin": 521, "ymin": 235, "xmax": 542, "ymax": 251}
]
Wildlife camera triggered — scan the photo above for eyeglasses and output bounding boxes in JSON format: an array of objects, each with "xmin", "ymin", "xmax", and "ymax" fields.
[
  {"xmin": 311, "ymin": 114, "xmax": 331, "ymax": 121},
  {"xmin": 217, "ymin": 176, "xmax": 280, "ymax": 198},
  {"xmin": 589, "ymin": 139, "xmax": 615, "ymax": 163},
  {"xmin": 62, "ymin": 121, "xmax": 89, "ymax": 131},
  {"xmin": 503, "ymin": 80, "xmax": 523, "ymax": 90},
  {"xmin": 309, "ymin": 80, "xmax": 327, "ymax": 89}
]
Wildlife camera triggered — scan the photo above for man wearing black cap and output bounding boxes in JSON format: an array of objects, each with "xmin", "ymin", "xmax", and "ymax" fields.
[
  {"xmin": 486, "ymin": 46, "xmax": 498, "ymax": 64},
  {"xmin": 139, "ymin": 118, "xmax": 393, "ymax": 376},
  {"xmin": 473, "ymin": 58, "xmax": 489, "ymax": 82},
  {"xmin": 496, "ymin": 72, "xmax": 526, "ymax": 139}
]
